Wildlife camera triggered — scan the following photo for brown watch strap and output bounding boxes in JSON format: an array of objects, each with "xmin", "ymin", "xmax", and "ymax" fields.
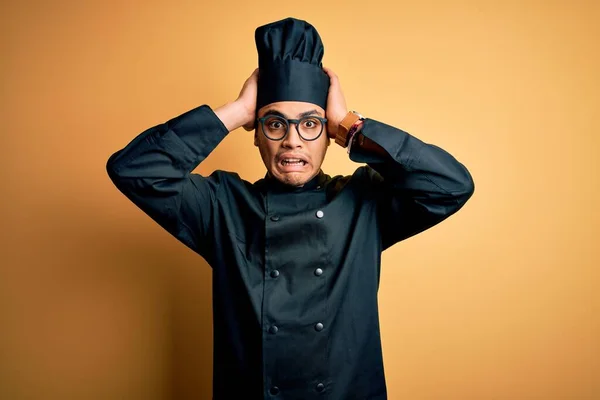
[{"xmin": 335, "ymin": 112, "xmax": 362, "ymax": 147}]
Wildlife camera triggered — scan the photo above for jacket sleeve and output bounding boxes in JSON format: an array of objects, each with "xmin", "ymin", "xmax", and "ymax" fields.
[
  {"xmin": 349, "ymin": 119, "xmax": 475, "ymax": 250},
  {"xmin": 106, "ymin": 105, "xmax": 229, "ymax": 260}
]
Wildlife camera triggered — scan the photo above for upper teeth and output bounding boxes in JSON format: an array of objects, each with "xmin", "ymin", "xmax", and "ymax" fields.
[{"xmin": 283, "ymin": 158, "xmax": 303, "ymax": 163}]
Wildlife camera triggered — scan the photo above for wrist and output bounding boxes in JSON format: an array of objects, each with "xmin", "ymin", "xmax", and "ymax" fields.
[
  {"xmin": 335, "ymin": 111, "xmax": 365, "ymax": 148},
  {"xmin": 328, "ymin": 113, "xmax": 347, "ymax": 139},
  {"xmin": 215, "ymin": 100, "xmax": 253, "ymax": 132},
  {"xmin": 235, "ymin": 99, "xmax": 255, "ymax": 126}
]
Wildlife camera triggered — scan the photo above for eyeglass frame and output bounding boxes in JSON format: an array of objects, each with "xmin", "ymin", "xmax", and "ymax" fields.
[{"xmin": 256, "ymin": 114, "xmax": 328, "ymax": 141}]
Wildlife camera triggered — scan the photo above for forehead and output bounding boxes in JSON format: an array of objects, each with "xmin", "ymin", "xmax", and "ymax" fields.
[{"xmin": 258, "ymin": 101, "xmax": 325, "ymax": 117}]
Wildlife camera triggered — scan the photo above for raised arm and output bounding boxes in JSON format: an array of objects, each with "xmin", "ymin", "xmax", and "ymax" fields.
[
  {"xmin": 106, "ymin": 69, "xmax": 258, "ymax": 259},
  {"xmin": 350, "ymin": 120, "xmax": 474, "ymax": 249},
  {"xmin": 323, "ymin": 67, "xmax": 474, "ymax": 250}
]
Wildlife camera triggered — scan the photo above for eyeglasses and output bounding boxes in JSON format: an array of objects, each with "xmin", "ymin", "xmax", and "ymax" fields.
[{"xmin": 256, "ymin": 114, "xmax": 328, "ymax": 141}]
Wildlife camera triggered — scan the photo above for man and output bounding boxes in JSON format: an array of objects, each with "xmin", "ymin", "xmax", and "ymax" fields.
[{"xmin": 107, "ymin": 17, "xmax": 474, "ymax": 400}]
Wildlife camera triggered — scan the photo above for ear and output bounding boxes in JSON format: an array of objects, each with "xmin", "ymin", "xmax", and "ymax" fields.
[{"xmin": 254, "ymin": 131, "xmax": 259, "ymax": 147}]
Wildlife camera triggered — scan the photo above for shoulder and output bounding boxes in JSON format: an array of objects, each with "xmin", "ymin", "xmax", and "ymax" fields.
[
  {"xmin": 323, "ymin": 166, "xmax": 383, "ymax": 199},
  {"xmin": 335, "ymin": 165, "xmax": 383, "ymax": 186},
  {"xmin": 187, "ymin": 169, "xmax": 257, "ymax": 194}
]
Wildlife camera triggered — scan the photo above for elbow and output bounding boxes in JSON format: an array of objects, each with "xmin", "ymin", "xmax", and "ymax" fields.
[
  {"xmin": 106, "ymin": 153, "xmax": 117, "ymax": 180},
  {"xmin": 454, "ymin": 167, "xmax": 475, "ymax": 206},
  {"xmin": 105, "ymin": 151, "xmax": 124, "ymax": 186}
]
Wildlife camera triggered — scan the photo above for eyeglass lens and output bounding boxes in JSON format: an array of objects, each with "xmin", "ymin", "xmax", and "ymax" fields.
[{"xmin": 262, "ymin": 116, "xmax": 324, "ymax": 141}]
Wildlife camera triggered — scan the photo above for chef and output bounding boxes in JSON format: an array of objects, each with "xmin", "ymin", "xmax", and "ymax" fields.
[{"xmin": 107, "ymin": 17, "xmax": 475, "ymax": 400}]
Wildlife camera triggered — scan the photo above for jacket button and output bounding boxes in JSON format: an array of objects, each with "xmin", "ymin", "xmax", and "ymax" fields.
[
  {"xmin": 270, "ymin": 215, "xmax": 280, "ymax": 222},
  {"xmin": 316, "ymin": 382, "xmax": 325, "ymax": 392},
  {"xmin": 270, "ymin": 270, "xmax": 280, "ymax": 278},
  {"xmin": 314, "ymin": 268, "xmax": 323, "ymax": 276},
  {"xmin": 315, "ymin": 322, "xmax": 324, "ymax": 331},
  {"xmin": 269, "ymin": 325, "xmax": 279, "ymax": 334},
  {"xmin": 315, "ymin": 210, "xmax": 324, "ymax": 219},
  {"xmin": 270, "ymin": 386, "xmax": 280, "ymax": 395}
]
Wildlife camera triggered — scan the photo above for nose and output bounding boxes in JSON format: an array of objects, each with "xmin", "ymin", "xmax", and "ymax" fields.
[{"xmin": 281, "ymin": 124, "xmax": 303, "ymax": 149}]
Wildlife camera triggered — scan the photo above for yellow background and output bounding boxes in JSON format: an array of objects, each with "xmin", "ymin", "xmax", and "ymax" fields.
[{"xmin": 1, "ymin": 0, "xmax": 598, "ymax": 399}]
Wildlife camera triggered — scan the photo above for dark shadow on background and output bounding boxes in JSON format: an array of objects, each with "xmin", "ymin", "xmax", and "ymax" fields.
[
  {"xmin": 167, "ymin": 248, "xmax": 213, "ymax": 400},
  {"xmin": 61, "ymin": 200, "xmax": 214, "ymax": 399}
]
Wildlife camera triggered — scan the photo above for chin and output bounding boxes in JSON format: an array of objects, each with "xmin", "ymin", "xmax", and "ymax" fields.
[
  {"xmin": 268, "ymin": 161, "xmax": 313, "ymax": 186},
  {"xmin": 280, "ymin": 174, "xmax": 308, "ymax": 187},
  {"xmin": 272, "ymin": 170, "xmax": 312, "ymax": 187}
]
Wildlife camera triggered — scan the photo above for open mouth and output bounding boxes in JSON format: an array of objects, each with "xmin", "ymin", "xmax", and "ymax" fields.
[{"xmin": 280, "ymin": 158, "xmax": 307, "ymax": 166}]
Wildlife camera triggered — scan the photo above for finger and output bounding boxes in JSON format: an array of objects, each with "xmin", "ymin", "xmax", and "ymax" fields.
[
  {"xmin": 322, "ymin": 66, "xmax": 338, "ymax": 83},
  {"xmin": 246, "ymin": 68, "xmax": 259, "ymax": 82},
  {"xmin": 323, "ymin": 65, "xmax": 335, "ymax": 75}
]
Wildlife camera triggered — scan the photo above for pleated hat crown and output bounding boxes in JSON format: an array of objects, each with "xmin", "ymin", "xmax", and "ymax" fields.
[{"xmin": 255, "ymin": 17, "xmax": 329, "ymax": 111}]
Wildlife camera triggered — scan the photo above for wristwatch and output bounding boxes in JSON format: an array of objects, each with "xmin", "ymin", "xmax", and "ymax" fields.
[{"xmin": 335, "ymin": 111, "xmax": 365, "ymax": 148}]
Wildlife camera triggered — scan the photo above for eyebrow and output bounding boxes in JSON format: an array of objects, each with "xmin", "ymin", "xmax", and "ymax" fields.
[{"xmin": 261, "ymin": 109, "xmax": 322, "ymax": 118}]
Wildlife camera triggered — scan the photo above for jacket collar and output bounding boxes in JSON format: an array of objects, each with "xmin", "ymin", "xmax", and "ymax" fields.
[{"xmin": 255, "ymin": 170, "xmax": 329, "ymax": 193}]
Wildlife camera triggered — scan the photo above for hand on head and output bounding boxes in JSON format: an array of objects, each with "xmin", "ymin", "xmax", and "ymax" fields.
[
  {"xmin": 237, "ymin": 68, "xmax": 259, "ymax": 131},
  {"xmin": 322, "ymin": 67, "xmax": 348, "ymax": 139},
  {"xmin": 221, "ymin": 65, "xmax": 350, "ymax": 188},
  {"xmin": 236, "ymin": 66, "xmax": 348, "ymax": 138}
]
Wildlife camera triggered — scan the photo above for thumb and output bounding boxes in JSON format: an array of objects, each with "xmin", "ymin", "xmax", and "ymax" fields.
[{"xmin": 323, "ymin": 66, "xmax": 339, "ymax": 87}]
